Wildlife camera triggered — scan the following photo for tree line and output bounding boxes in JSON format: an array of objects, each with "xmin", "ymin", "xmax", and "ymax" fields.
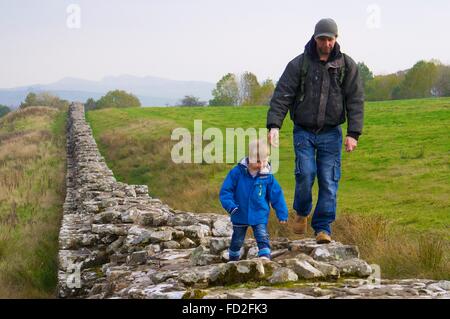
[
  {"xmin": 181, "ymin": 59, "xmax": 450, "ymax": 106},
  {"xmin": 85, "ymin": 90, "xmax": 141, "ymax": 110},
  {"xmin": 14, "ymin": 90, "xmax": 141, "ymax": 113},
  {"xmin": 176, "ymin": 72, "xmax": 275, "ymax": 107},
  {"xmin": 20, "ymin": 92, "xmax": 69, "ymax": 109},
  {"xmin": 359, "ymin": 60, "xmax": 450, "ymax": 101},
  {"xmin": 1, "ymin": 92, "xmax": 70, "ymax": 118}
]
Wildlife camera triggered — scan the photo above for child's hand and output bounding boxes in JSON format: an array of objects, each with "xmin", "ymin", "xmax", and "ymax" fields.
[{"xmin": 279, "ymin": 220, "xmax": 287, "ymax": 224}]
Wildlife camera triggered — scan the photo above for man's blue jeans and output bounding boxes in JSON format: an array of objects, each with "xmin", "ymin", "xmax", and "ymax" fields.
[
  {"xmin": 293, "ymin": 125, "xmax": 342, "ymax": 235},
  {"xmin": 228, "ymin": 224, "xmax": 270, "ymax": 261}
]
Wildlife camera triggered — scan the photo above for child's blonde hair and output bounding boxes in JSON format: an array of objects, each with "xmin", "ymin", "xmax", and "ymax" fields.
[{"xmin": 248, "ymin": 138, "xmax": 269, "ymax": 164}]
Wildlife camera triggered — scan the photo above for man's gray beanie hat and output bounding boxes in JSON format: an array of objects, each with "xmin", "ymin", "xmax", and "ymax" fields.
[{"xmin": 314, "ymin": 18, "xmax": 338, "ymax": 38}]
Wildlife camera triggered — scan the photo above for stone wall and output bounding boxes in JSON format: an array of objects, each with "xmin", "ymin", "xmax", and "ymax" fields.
[{"xmin": 57, "ymin": 103, "xmax": 450, "ymax": 299}]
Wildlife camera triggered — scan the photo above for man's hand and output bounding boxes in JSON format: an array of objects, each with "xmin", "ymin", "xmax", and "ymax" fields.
[
  {"xmin": 345, "ymin": 136, "xmax": 358, "ymax": 152},
  {"xmin": 268, "ymin": 128, "xmax": 279, "ymax": 147},
  {"xmin": 279, "ymin": 220, "xmax": 287, "ymax": 224}
]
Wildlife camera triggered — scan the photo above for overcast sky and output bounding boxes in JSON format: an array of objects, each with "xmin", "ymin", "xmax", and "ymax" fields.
[{"xmin": 1, "ymin": 0, "xmax": 449, "ymax": 88}]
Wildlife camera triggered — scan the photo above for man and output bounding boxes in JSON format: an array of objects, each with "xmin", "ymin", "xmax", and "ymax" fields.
[{"xmin": 266, "ymin": 18, "xmax": 364, "ymax": 244}]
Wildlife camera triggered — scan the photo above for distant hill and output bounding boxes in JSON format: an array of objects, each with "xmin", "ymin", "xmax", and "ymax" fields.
[{"xmin": 0, "ymin": 75, "xmax": 215, "ymax": 107}]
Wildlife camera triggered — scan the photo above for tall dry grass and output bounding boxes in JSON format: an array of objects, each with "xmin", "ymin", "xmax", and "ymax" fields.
[
  {"xmin": 0, "ymin": 107, "xmax": 66, "ymax": 298},
  {"xmin": 332, "ymin": 214, "xmax": 449, "ymax": 279}
]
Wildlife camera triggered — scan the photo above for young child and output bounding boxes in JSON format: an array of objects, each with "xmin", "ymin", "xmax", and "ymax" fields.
[{"xmin": 219, "ymin": 138, "xmax": 288, "ymax": 261}]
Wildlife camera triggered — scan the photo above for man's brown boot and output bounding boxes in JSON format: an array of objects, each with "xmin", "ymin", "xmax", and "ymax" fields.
[
  {"xmin": 316, "ymin": 232, "xmax": 331, "ymax": 244},
  {"xmin": 293, "ymin": 215, "xmax": 308, "ymax": 235}
]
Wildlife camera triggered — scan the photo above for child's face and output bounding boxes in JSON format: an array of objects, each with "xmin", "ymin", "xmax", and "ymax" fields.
[{"xmin": 248, "ymin": 156, "xmax": 268, "ymax": 171}]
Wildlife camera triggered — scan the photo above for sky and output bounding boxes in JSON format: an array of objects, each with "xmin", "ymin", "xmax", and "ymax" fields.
[{"xmin": 1, "ymin": 0, "xmax": 449, "ymax": 88}]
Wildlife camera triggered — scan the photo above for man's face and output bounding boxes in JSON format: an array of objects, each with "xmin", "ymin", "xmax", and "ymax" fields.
[{"xmin": 315, "ymin": 36, "xmax": 336, "ymax": 56}]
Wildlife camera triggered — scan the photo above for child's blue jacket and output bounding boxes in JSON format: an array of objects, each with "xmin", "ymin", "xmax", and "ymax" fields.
[{"xmin": 219, "ymin": 157, "xmax": 288, "ymax": 225}]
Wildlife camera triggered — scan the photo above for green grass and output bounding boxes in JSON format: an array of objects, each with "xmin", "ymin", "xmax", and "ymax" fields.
[
  {"xmin": 0, "ymin": 107, "xmax": 66, "ymax": 298},
  {"xmin": 87, "ymin": 98, "xmax": 450, "ymax": 279}
]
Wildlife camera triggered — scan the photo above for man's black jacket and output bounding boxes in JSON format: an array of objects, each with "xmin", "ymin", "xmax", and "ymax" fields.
[{"xmin": 267, "ymin": 37, "xmax": 364, "ymax": 140}]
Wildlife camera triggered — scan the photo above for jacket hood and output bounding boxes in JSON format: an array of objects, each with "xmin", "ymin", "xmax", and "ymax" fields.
[
  {"xmin": 238, "ymin": 157, "xmax": 272, "ymax": 175},
  {"xmin": 304, "ymin": 36, "xmax": 341, "ymax": 62}
]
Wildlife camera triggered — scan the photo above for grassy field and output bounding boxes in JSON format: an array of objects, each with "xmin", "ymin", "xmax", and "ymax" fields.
[
  {"xmin": 0, "ymin": 107, "xmax": 66, "ymax": 298},
  {"xmin": 87, "ymin": 98, "xmax": 450, "ymax": 279}
]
